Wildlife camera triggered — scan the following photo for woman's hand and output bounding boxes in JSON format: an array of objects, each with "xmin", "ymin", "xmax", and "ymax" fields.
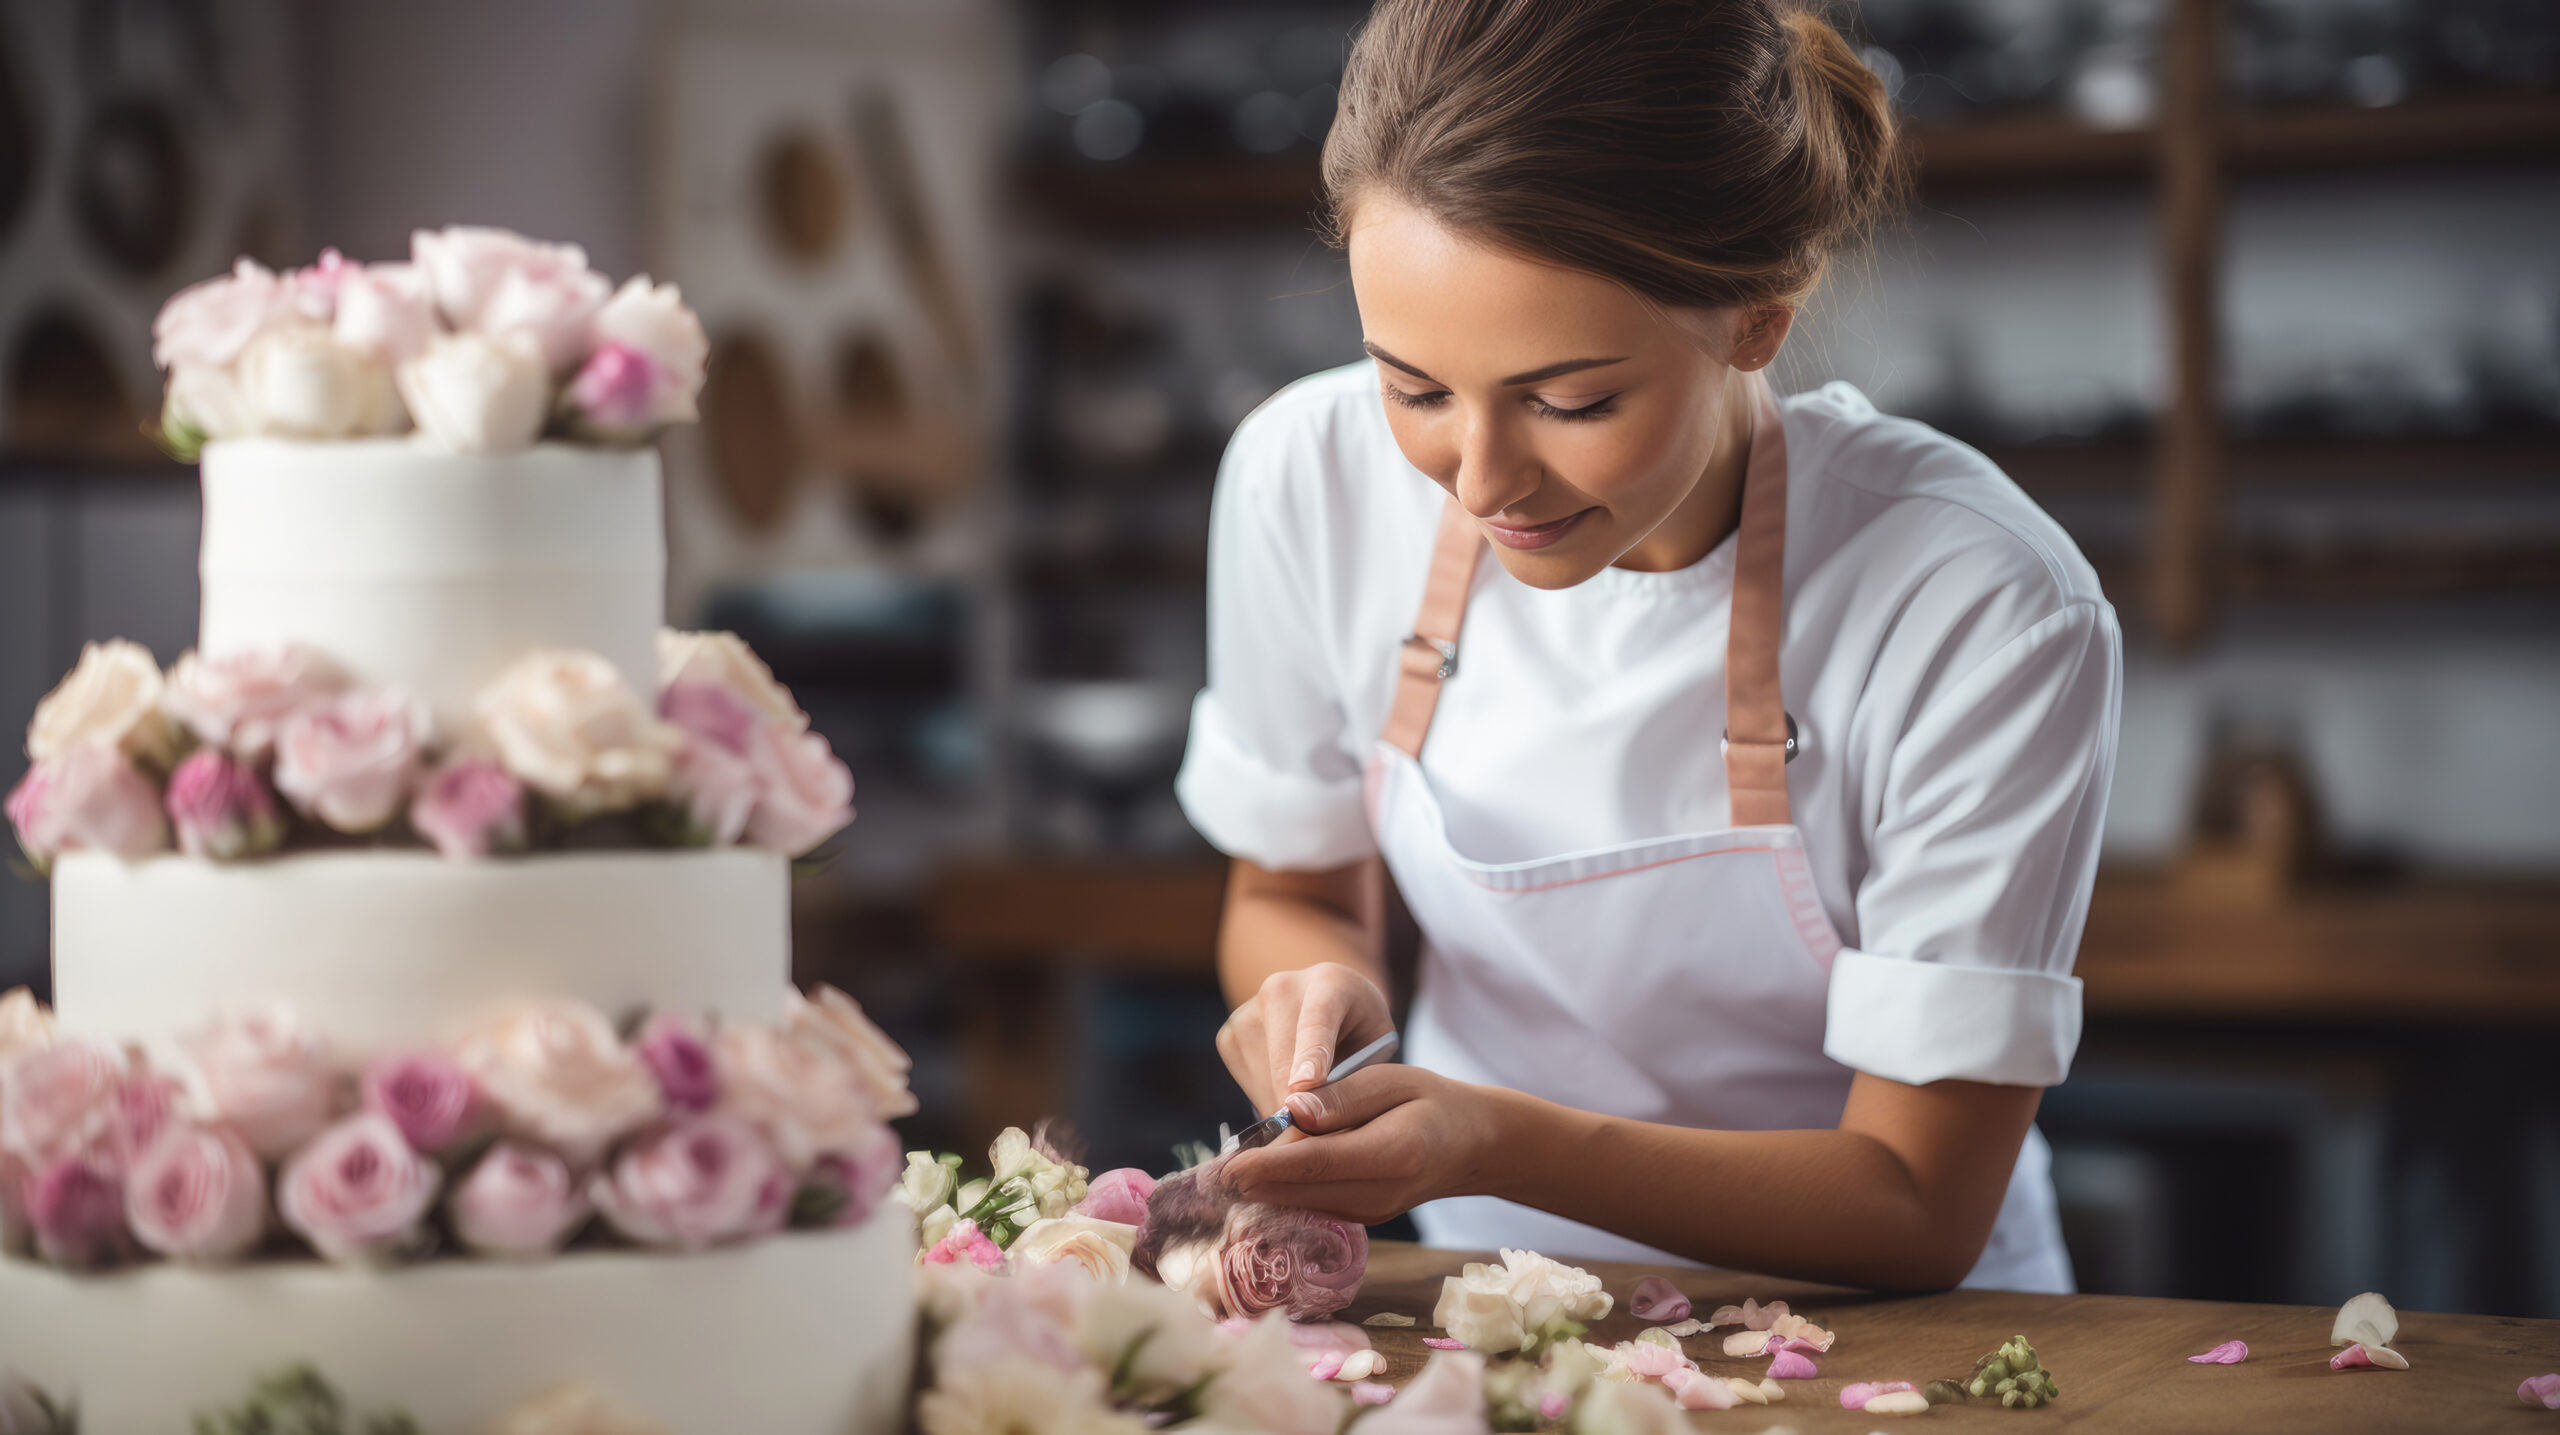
[
  {"xmin": 1219, "ymin": 1065, "xmax": 1514, "ymax": 1226},
  {"xmin": 1214, "ymin": 961, "xmax": 1397, "ymax": 1118}
]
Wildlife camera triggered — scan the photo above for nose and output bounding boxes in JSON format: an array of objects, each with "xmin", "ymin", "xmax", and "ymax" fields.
[{"xmin": 1449, "ymin": 408, "xmax": 1540, "ymax": 519}]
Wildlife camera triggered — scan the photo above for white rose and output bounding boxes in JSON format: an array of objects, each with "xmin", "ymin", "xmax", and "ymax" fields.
[
  {"xmin": 0, "ymin": 987, "xmax": 55, "ymax": 1070},
  {"xmin": 162, "ymin": 644, "xmax": 348, "ymax": 761},
  {"xmin": 789, "ymin": 986, "xmax": 918, "ymax": 1119},
  {"xmin": 412, "ymin": 226, "xmax": 592, "ymax": 327},
  {"xmin": 711, "ymin": 1021, "xmax": 883, "ymax": 1171},
  {"xmin": 1569, "ymin": 1379, "xmax": 1685, "ymax": 1435},
  {"xmin": 454, "ymin": 1000, "xmax": 663, "ymax": 1167},
  {"xmin": 154, "ymin": 258, "xmax": 286, "ymax": 369},
  {"xmin": 1011, "ymin": 1215, "xmax": 1137, "ymax": 1283},
  {"xmin": 1198, "ymin": 1313, "xmax": 1351, "ymax": 1435},
  {"xmin": 165, "ymin": 363, "xmax": 255, "ymax": 441},
  {"xmin": 28, "ymin": 639, "xmax": 175, "ymax": 767},
  {"xmin": 656, "ymin": 629, "xmax": 805, "ymax": 730},
  {"xmin": 396, "ymin": 330, "xmax": 549, "ymax": 455},
  {"xmin": 1432, "ymin": 1271, "xmax": 1530, "ymax": 1354},
  {"xmin": 1072, "ymin": 1276, "xmax": 1222, "ymax": 1399},
  {"xmin": 486, "ymin": 1382, "xmax": 670, "ymax": 1435},
  {"xmin": 239, "ymin": 322, "xmax": 374, "ymax": 439},
  {"xmin": 333, "ymin": 261, "xmax": 439, "ymax": 365},
  {"xmin": 476, "ymin": 650, "xmax": 681, "ymax": 819},
  {"xmin": 476, "ymin": 263, "xmax": 610, "ymax": 375}
]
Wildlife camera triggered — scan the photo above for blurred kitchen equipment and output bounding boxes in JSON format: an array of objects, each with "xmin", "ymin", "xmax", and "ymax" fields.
[
  {"xmin": 854, "ymin": 88, "xmax": 978, "ymax": 395},
  {"xmin": 72, "ymin": 96, "xmax": 188, "ymax": 277},
  {"xmin": 757, "ymin": 128, "xmax": 852, "ymax": 266},
  {"xmin": 1017, "ymin": 679, "xmax": 1195, "ymax": 849},
  {"xmin": 2175, "ymin": 717, "xmax": 2327, "ymax": 908},
  {"xmin": 701, "ymin": 331, "xmax": 802, "ymax": 532}
]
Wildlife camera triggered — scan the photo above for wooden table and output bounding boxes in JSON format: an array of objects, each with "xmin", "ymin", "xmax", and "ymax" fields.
[{"xmin": 1344, "ymin": 1243, "xmax": 2560, "ymax": 1433}]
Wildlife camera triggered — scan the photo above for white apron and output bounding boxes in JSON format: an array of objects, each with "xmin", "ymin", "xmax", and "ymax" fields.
[{"xmin": 1364, "ymin": 377, "xmax": 2073, "ymax": 1293}]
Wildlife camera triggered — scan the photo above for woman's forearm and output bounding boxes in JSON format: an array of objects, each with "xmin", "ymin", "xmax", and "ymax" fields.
[
  {"xmin": 1487, "ymin": 1077, "xmax": 2042, "ymax": 1292},
  {"xmin": 1216, "ymin": 858, "xmax": 1386, "ymax": 1007}
]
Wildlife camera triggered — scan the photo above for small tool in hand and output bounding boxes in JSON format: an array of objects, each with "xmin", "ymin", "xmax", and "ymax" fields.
[{"xmin": 1219, "ymin": 1030, "xmax": 1400, "ymax": 1155}]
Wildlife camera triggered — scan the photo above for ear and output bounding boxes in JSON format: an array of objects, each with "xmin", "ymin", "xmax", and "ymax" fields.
[{"xmin": 1729, "ymin": 304, "xmax": 1797, "ymax": 372}]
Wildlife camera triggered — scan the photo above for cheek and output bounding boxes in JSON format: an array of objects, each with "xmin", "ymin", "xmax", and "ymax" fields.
[
  {"xmin": 1548, "ymin": 407, "xmax": 1703, "ymax": 512},
  {"xmin": 1382, "ymin": 407, "xmax": 1456, "ymax": 484}
]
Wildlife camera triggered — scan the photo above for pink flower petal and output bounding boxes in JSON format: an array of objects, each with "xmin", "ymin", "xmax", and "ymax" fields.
[
  {"xmin": 1629, "ymin": 1274, "xmax": 1692, "ymax": 1323},
  {"xmin": 1352, "ymin": 1382, "xmax": 1396, "ymax": 1407},
  {"xmin": 1768, "ymin": 1335, "xmax": 1821, "ymax": 1356},
  {"xmin": 1537, "ymin": 1391, "xmax": 1571, "ymax": 1419},
  {"xmin": 2329, "ymin": 1342, "xmax": 2409, "ymax": 1371},
  {"xmin": 1422, "ymin": 1336, "xmax": 1466, "ymax": 1350},
  {"xmin": 1766, "ymin": 1349, "xmax": 1819, "ymax": 1379},
  {"xmin": 1842, "ymin": 1381, "xmax": 1916, "ymax": 1409},
  {"xmin": 2519, "ymin": 1374, "xmax": 2560, "ymax": 1409},
  {"xmin": 2187, "ymin": 1339, "xmax": 2249, "ymax": 1364},
  {"xmin": 1306, "ymin": 1352, "xmax": 1345, "ymax": 1382}
]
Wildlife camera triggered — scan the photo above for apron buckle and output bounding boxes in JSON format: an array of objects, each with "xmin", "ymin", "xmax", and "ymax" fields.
[
  {"xmin": 1720, "ymin": 712, "xmax": 1801, "ymax": 763},
  {"xmin": 1403, "ymin": 634, "xmax": 1459, "ymax": 682}
]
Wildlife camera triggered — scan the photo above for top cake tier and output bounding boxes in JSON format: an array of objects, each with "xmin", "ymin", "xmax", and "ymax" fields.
[{"xmin": 196, "ymin": 438, "xmax": 664, "ymax": 733}]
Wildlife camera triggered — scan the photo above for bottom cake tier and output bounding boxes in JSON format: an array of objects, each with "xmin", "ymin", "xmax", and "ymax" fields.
[{"xmin": 0, "ymin": 1215, "xmax": 915, "ymax": 1434}]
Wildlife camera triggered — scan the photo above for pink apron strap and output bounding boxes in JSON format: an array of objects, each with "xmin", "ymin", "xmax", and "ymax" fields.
[
  {"xmin": 1723, "ymin": 379, "xmax": 1793, "ymax": 828},
  {"xmin": 1380, "ymin": 497, "xmax": 1486, "ymax": 759}
]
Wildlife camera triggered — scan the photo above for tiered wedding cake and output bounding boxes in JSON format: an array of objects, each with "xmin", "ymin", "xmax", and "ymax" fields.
[{"xmin": 0, "ymin": 232, "xmax": 915, "ymax": 1433}]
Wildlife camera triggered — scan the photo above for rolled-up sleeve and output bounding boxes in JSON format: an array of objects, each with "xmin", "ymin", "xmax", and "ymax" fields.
[
  {"xmin": 1824, "ymin": 601, "xmax": 2122, "ymax": 1087},
  {"xmin": 1174, "ymin": 403, "xmax": 1377, "ymax": 871}
]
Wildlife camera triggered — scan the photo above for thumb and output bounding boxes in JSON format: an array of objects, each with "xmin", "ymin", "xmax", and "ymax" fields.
[{"xmin": 1281, "ymin": 1066, "xmax": 1413, "ymax": 1136}]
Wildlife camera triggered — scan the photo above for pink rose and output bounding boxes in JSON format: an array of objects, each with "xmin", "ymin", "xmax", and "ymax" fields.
[
  {"xmin": 657, "ymin": 630, "xmax": 805, "ymax": 732},
  {"xmin": 162, "ymin": 645, "xmax": 347, "ymax": 760},
  {"xmin": 1076, "ymin": 1167, "xmax": 1158, "ymax": 1229},
  {"xmin": 7, "ymin": 744, "xmax": 170, "ymax": 866},
  {"xmin": 360, "ymin": 1049, "xmax": 483, "ymax": 1155},
  {"xmin": 26, "ymin": 1155, "xmax": 131, "ymax": 1267},
  {"xmin": 333, "ymin": 261, "xmax": 439, "ymax": 365},
  {"xmin": 0, "ymin": 1038, "xmax": 124, "ymax": 1170},
  {"xmin": 277, "ymin": 1112, "xmax": 441, "ymax": 1264},
  {"xmin": 273, "ymin": 689, "xmax": 428, "ymax": 834},
  {"xmin": 177, "ymin": 1007, "xmax": 338, "ymax": 1161},
  {"xmin": 284, "ymin": 248, "xmax": 356, "ymax": 320},
  {"xmin": 922, "ymin": 1215, "xmax": 1006, "ymax": 1269},
  {"xmin": 153, "ymin": 258, "xmax": 287, "ymax": 370},
  {"xmin": 110, "ymin": 1061, "xmax": 187, "ymax": 1167},
  {"xmin": 409, "ymin": 759, "xmax": 528, "ymax": 859},
  {"xmin": 590, "ymin": 1113, "xmax": 788, "ymax": 1251},
  {"xmin": 412, "ymin": 225, "xmax": 608, "ymax": 373},
  {"xmin": 788, "ymin": 985, "xmax": 918, "ymax": 1121},
  {"xmin": 741, "ymin": 721, "xmax": 854, "ymax": 857},
  {"xmin": 165, "ymin": 750, "xmax": 285, "ymax": 861},
  {"xmin": 565, "ymin": 277, "xmax": 706, "ymax": 440},
  {"xmin": 634, "ymin": 1012, "xmax": 718, "ymax": 1112},
  {"xmin": 660, "ymin": 681, "xmax": 759, "ymax": 844},
  {"xmin": 125, "ymin": 1123, "xmax": 266, "ymax": 1262},
  {"xmin": 454, "ymin": 1001, "xmax": 662, "ymax": 1167},
  {"xmin": 450, "ymin": 1140, "xmax": 589, "ymax": 1259},
  {"xmin": 713, "ymin": 1022, "xmax": 881, "ymax": 1172},
  {"xmin": 799, "ymin": 1122, "xmax": 901, "ymax": 1229}
]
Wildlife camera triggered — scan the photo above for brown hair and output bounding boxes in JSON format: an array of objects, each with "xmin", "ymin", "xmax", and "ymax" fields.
[{"xmin": 1320, "ymin": 0, "xmax": 1906, "ymax": 310}]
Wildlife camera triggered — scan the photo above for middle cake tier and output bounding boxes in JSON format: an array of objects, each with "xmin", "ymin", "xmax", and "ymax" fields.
[{"xmin": 49, "ymin": 849, "xmax": 788, "ymax": 1053}]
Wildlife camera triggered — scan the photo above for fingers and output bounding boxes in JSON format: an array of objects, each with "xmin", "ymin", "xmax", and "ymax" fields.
[
  {"xmin": 1280, "ymin": 1065, "xmax": 1418, "ymax": 1136},
  {"xmin": 1288, "ymin": 979, "xmax": 1351, "ymax": 1092}
]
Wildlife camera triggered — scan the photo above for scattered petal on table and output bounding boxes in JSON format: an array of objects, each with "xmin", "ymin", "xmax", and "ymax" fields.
[
  {"xmin": 1724, "ymin": 1377, "xmax": 1773, "ymax": 1405},
  {"xmin": 1337, "ymin": 1350, "xmax": 1384, "ymax": 1381},
  {"xmin": 1673, "ymin": 1373, "xmax": 1740, "ymax": 1411},
  {"xmin": 1663, "ymin": 1318, "xmax": 1708, "ymax": 1338},
  {"xmin": 2330, "ymin": 1342, "xmax": 2410, "ymax": 1371},
  {"xmin": 1768, "ymin": 1312, "xmax": 1837, "ymax": 1351},
  {"xmin": 1306, "ymin": 1351, "xmax": 1345, "ymax": 1381},
  {"xmin": 2332, "ymin": 1292, "xmax": 2399, "ymax": 1350},
  {"xmin": 2518, "ymin": 1374, "xmax": 2560, "ymax": 1409},
  {"xmin": 1362, "ymin": 1312, "xmax": 1417, "ymax": 1328},
  {"xmin": 1842, "ymin": 1381, "xmax": 1917, "ymax": 1409},
  {"xmin": 1629, "ymin": 1274, "xmax": 1691, "ymax": 1323},
  {"xmin": 1351, "ymin": 1382, "xmax": 1395, "ymax": 1407},
  {"xmin": 1863, "ymin": 1390, "xmax": 1934, "ymax": 1415},
  {"xmin": 1722, "ymin": 1328, "xmax": 1776, "ymax": 1357},
  {"xmin": 1767, "ymin": 1348, "xmax": 1819, "ymax": 1379},
  {"xmin": 1422, "ymin": 1336, "xmax": 1466, "ymax": 1350},
  {"xmin": 2187, "ymin": 1340, "xmax": 2248, "ymax": 1364}
]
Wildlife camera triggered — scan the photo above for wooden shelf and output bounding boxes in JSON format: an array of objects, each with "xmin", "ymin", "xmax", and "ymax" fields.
[
  {"xmin": 1013, "ymin": 156, "xmax": 1322, "ymax": 234},
  {"xmin": 2078, "ymin": 871, "xmax": 2560, "ymax": 1025},
  {"xmin": 1994, "ymin": 432, "xmax": 2560, "ymax": 494}
]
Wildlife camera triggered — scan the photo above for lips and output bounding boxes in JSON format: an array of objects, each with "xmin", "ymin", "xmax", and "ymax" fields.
[{"xmin": 1480, "ymin": 508, "xmax": 1592, "ymax": 551}]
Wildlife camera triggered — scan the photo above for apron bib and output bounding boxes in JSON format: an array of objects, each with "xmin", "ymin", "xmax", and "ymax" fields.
[{"xmin": 1364, "ymin": 377, "xmax": 2073, "ymax": 1291}]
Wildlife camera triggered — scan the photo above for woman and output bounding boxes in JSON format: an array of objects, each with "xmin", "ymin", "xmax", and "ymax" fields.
[{"xmin": 1178, "ymin": 0, "xmax": 2120, "ymax": 1293}]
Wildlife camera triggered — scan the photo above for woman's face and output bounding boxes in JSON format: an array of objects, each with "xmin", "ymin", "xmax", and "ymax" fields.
[{"xmin": 1346, "ymin": 194, "xmax": 1789, "ymax": 588}]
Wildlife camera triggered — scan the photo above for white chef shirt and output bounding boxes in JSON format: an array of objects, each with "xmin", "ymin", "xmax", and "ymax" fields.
[{"xmin": 1176, "ymin": 362, "xmax": 2121, "ymax": 1089}]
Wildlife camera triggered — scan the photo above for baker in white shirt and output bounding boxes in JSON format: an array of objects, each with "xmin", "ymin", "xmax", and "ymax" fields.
[{"xmin": 1184, "ymin": 0, "xmax": 2120, "ymax": 1294}]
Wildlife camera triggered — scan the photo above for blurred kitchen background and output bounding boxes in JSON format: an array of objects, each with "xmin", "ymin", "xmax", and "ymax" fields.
[{"xmin": 0, "ymin": 0, "xmax": 2553, "ymax": 1314}]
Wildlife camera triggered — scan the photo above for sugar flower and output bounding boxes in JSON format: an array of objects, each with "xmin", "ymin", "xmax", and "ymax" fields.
[
  {"xmin": 276, "ymin": 1112, "xmax": 441, "ymax": 1264},
  {"xmin": 124, "ymin": 1122, "xmax": 267, "ymax": 1262}
]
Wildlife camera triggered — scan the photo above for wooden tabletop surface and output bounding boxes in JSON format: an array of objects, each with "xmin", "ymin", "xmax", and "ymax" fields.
[{"xmin": 1344, "ymin": 1243, "xmax": 2560, "ymax": 1433}]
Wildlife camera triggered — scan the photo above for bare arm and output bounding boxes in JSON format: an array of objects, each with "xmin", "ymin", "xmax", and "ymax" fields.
[
  {"xmin": 1212, "ymin": 858, "xmax": 1396, "ymax": 1118},
  {"xmin": 1226, "ymin": 1066, "xmax": 2040, "ymax": 1293}
]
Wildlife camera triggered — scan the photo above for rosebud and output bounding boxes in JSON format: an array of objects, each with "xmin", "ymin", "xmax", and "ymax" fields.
[{"xmin": 165, "ymin": 749, "xmax": 286, "ymax": 861}]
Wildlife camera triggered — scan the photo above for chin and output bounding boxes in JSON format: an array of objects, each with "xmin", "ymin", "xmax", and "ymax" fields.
[{"xmin": 1485, "ymin": 544, "xmax": 1610, "ymax": 591}]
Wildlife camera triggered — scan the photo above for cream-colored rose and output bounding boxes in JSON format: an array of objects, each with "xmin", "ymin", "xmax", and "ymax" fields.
[
  {"xmin": 28, "ymin": 640, "xmax": 175, "ymax": 767},
  {"xmin": 1011, "ymin": 1215, "xmax": 1137, "ymax": 1283},
  {"xmin": 166, "ymin": 363, "xmax": 255, "ymax": 440},
  {"xmin": 1432, "ymin": 1271, "xmax": 1530, "ymax": 1354},
  {"xmin": 397, "ymin": 330, "xmax": 548, "ymax": 455},
  {"xmin": 917, "ymin": 1356, "xmax": 1146, "ymax": 1435},
  {"xmin": 0, "ymin": 987, "xmax": 54, "ymax": 1070},
  {"xmin": 239, "ymin": 322, "xmax": 374, "ymax": 439},
  {"xmin": 656, "ymin": 629, "xmax": 805, "ymax": 730},
  {"xmin": 788, "ymin": 986, "xmax": 919, "ymax": 1120},
  {"xmin": 1072, "ymin": 1276, "xmax": 1222, "ymax": 1400},
  {"xmin": 476, "ymin": 650, "xmax": 681, "ymax": 819},
  {"xmin": 711, "ymin": 1021, "xmax": 882, "ymax": 1171},
  {"xmin": 486, "ymin": 1382, "xmax": 669, "ymax": 1435},
  {"xmin": 454, "ymin": 1000, "xmax": 663, "ymax": 1167}
]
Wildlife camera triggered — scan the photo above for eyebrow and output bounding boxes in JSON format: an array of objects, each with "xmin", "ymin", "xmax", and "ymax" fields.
[{"xmin": 1363, "ymin": 341, "xmax": 1628, "ymax": 387}]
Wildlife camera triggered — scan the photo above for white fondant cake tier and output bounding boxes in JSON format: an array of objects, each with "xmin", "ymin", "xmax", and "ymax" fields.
[
  {"xmin": 197, "ymin": 438, "xmax": 665, "ymax": 731},
  {"xmin": 51, "ymin": 850, "xmax": 788, "ymax": 1052},
  {"xmin": 0, "ymin": 1220, "xmax": 914, "ymax": 1434}
]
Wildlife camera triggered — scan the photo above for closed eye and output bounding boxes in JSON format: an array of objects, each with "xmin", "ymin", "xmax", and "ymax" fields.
[
  {"xmin": 1381, "ymin": 384, "xmax": 1448, "ymax": 411},
  {"xmin": 1531, "ymin": 393, "xmax": 1618, "ymax": 422}
]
